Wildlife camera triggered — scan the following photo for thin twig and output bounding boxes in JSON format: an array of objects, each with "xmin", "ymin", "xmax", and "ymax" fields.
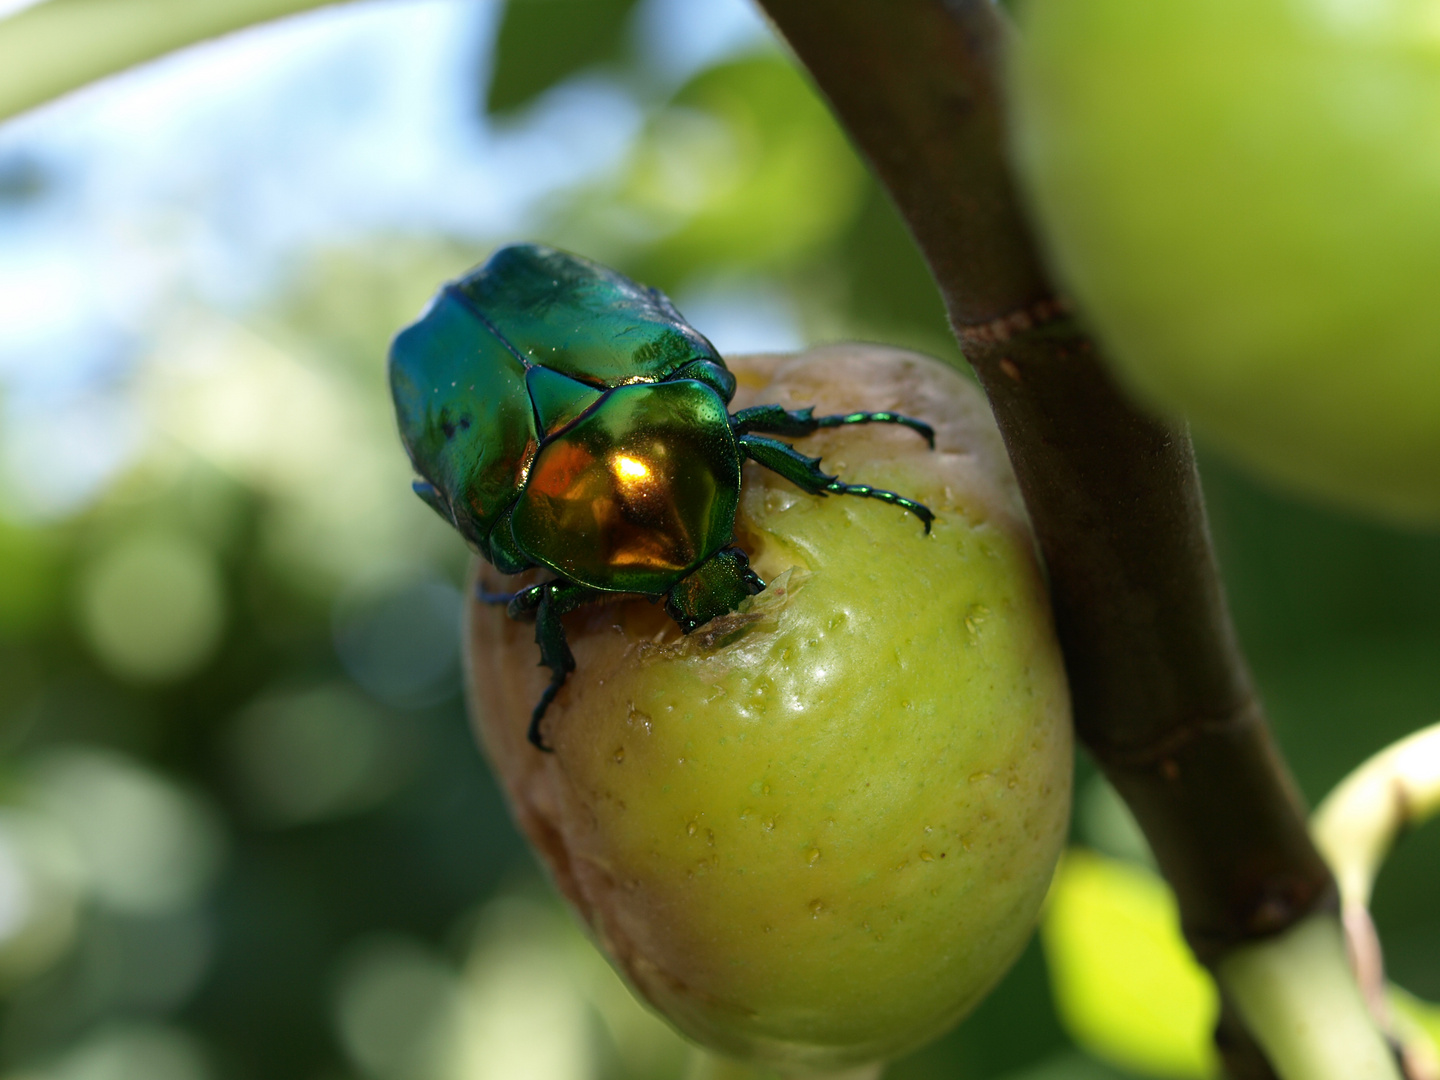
[
  {"xmin": 1313, "ymin": 721, "xmax": 1440, "ymax": 1079},
  {"xmin": 1313, "ymin": 721, "xmax": 1440, "ymax": 912}
]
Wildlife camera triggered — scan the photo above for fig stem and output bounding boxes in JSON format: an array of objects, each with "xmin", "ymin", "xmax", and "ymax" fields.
[
  {"xmin": 1219, "ymin": 913, "xmax": 1402, "ymax": 1080},
  {"xmin": 753, "ymin": 0, "xmax": 1367, "ymax": 1074},
  {"xmin": 1313, "ymin": 721, "xmax": 1440, "ymax": 914},
  {"xmin": 1311, "ymin": 721, "xmax": 1440, "ymax": 1069},
  {"xmin": 683, "ymin": 1050, "xmax": 884, "ymax": 1080}
]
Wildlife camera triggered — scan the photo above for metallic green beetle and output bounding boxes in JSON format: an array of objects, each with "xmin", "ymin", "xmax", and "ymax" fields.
[{"xmin": 389, "ymin": 243, "xmax": 934, "ymax": 750}]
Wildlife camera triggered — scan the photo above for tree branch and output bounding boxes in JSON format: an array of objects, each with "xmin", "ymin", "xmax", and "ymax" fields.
[{"xmin": 754, "ymin": 0, "xmax": 1338, "ymax": 1072}]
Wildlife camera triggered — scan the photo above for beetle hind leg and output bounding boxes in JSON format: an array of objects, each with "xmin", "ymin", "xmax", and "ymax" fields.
[
  {"xmin": 738, "ymin": 434, "xmax": 935, "ymax": 532},
  {"xmin": 819, "ymin": 478, "xmax": 935, "ymax": 532},
  {"xmin": 505, "ymin": 580, "xmax": 607, "ymax": 751},
  {"xmin": 731, "ymin": 404, "xmax": 934, "ymax": 448}
]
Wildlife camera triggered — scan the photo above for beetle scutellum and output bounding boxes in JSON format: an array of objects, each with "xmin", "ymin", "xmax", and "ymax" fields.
[{"xmin": 389, "ymin": 243, "xmax": 935, "ymax": 749}]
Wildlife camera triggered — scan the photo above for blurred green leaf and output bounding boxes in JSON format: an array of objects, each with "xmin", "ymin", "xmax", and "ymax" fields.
[
  {"xmin": 486, "ymin": 0, "xmax": 640, "ymax": 116},
  {"xmin": 0, "ymin": 517, "xmax": 62, "ymax": 634},
  {"xmin": 0, "ymin": 0, "xmax": 348, "ymax": 122},
  {"xmin": 652, "ymin": 56, "xmax": 864, "ymax": 269},
  {"xmin": 1042, "ymin": 849, "xmax": 1218, "ymax": 1079},
  {"xmin": 561, "ymin": 54, "xmax": 866, "ymax": 287},
  {"xmin": 830, "ymin": 182, "xmax": 962, "ymax": 364}
]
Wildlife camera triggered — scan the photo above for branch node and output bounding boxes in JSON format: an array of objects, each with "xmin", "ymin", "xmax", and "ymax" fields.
[
  {"xmin": 1087, "ymin": 698, "xmax": 1262, "ymax": 773},
  {"xmin": 957, "ymin": 296, "xmax": 1071, "ymax": 346}
]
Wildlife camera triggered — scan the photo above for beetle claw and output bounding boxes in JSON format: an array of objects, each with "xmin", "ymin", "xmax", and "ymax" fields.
[{"xmin": 528, "ymin": 693, "xmax": 557, "ymax": 752}]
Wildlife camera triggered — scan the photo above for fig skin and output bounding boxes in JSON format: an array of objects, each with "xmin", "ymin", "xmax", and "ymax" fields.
[
  {"xmin": 465, "ymin": 345, "xmax": 1072, "ymax": 1071},
  {"xmin": 1008, "ymin": 0, "xmax": 1440, "ymax": 524}
]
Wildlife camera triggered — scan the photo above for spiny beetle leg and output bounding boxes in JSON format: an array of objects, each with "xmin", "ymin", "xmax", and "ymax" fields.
[
  {"xmin": 822, "ymin": 479, "xmax": 934, "ymax": 532},
  {"xmin": 738, "ymin": 434, "xmax": 935, "ymax": 533},
  {"xmin": 505, "ymin": 583, "xmax": 545, "ymax": 619},
  {"xmin": 525, "ymin": 580, "xmax": 607, "ymax": 752},
  {"xmin": 731, "ymin": 404, "xmax": 935, "ymax": 448}
]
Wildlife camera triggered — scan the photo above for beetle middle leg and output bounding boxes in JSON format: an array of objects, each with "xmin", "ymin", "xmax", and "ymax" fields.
[
  {"xmin": 506, "ymin": 580, "xmax": 609, "ymax": 751},
  {"xmin": 738, "ymin": 434, "xmax": 935, "ymax": 533},
  {"xmin": 731, "ymin": 404, "xmax": 934, "ymax": 447}
]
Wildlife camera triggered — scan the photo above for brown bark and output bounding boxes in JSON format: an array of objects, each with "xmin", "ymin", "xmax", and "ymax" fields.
[{"xmin": 753, "ymin": 1, "xmax": 1337, "ymax": 1073}]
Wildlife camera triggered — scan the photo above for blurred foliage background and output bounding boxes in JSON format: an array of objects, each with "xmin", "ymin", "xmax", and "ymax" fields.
[{"xmin": 0, "ymin": 1, "xmax": 1437, "ymax": 1079}]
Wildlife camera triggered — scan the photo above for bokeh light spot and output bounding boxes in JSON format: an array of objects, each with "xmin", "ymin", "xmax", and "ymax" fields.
[
  {"xmin": 77, "ymin": 531, "xmax": 224, "ymax": 682},
  {"xmin": 0, "ymin": 808, "xmax": 84, "ymax": 990},
  {"xmin": 27, "ymin": 748, "xmax": 225, "ymax": 916},
  {"xmin": 454, "ymin": 896, "xmax": 606, "ymax": 1080},
  {"xmin": 43, "ymin": 1021, "xmax": 213, "ymax": 1080},
  {"xmin": 333, "ymin": 579, "xmax": 461, "ymax": 708},
  {"xmin": 226, "ymin": 682, "xmax": 410, "ymax": 827},
  {"xmin": 332, "ymin": 935, "xmax": 463, "ymax": 1080}
]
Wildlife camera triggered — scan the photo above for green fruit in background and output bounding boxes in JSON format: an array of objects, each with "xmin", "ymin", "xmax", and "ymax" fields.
[
  {"xmin": 466, "ymin": 346, "xmax": 1073, "ymax": 1072},
  {"xmin": 1007, "ymin": 0, "xmax": 1440, "ymax": 524}
]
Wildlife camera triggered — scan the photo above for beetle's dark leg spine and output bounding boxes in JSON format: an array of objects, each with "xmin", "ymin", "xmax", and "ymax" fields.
[
  {"xmin": 506, "ymin": 580, "xmax": 607, "ymax": 751},
  {"xmin": 477, "ymin": 586, "xmax": 519, "ymax": 605},
  {"xmin": 731, "ymin": 405, "xmax": 935, "ymax": 448},
  {"xmin": 738, "ymin": 434, "xmax": 935, "ymax": 533}
]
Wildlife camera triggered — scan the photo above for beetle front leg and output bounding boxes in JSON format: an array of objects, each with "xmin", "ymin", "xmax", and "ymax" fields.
[
  {"xmin": 738, "ymin": 434, "xmax": 935, "ymax": 533},
  {"xmin": 517, "ymin": 580, "xmax": 607, "ymax": 752},
  {"xmin": 731, "ymin": 404, "xmax": 935, "ymax": 447}
]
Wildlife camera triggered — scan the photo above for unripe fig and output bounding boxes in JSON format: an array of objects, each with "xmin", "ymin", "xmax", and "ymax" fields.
[
  {"xmin": 1008, "ymin": 0, "xmax": 1440, "ymax": 524},
  {"xmin": 465, "ymin": 346, "xmax": 1072, "ymax": 1071}
]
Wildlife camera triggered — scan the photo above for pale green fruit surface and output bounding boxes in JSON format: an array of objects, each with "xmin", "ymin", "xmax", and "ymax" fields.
[
  {"xmin": 466, "ymin": 346, "xmax": 1072, "ymax": 1071},
  {"xmin": 1008, "ymin": 0, "xmax": 1440, "ymax": 523}
]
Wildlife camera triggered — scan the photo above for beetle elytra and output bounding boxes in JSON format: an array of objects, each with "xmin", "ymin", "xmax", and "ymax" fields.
[{"xmin": 389, "ymin": 243, "xmax": 935, "ymax": 749}]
